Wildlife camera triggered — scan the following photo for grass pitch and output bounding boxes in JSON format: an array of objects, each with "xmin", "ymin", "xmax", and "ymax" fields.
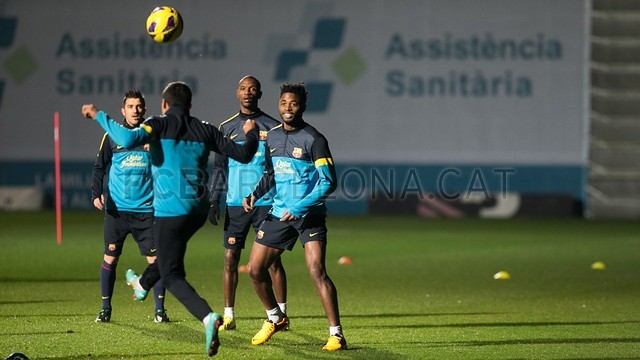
[{"xmin": 1, "ymin": 212, "xmax": 640, "ymax": 359}]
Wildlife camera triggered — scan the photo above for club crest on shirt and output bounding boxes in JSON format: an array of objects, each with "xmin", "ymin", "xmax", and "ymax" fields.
[
  {"xmin": 228, "ymin": 237, "xmax": 236, "ymax": 245},
  {"xmin": 144, "ymin": 144, "xmax": 150, "ymax": 151},
  {"xmin": 292, "ymin": 147, "xmax": 303, "ymax": 158},
  {"xmin": 259, "ymin": 131, "xmax": 268, "ymax": 140},
  {"xmin": 108, "ymin": 243, "xmax": 116, "ymax": 251},
  {"xmin": 257, "ymin": 230, "xmax": 264, "ymax": 239}
]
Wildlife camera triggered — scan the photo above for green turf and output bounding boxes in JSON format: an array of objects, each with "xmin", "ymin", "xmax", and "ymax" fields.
[{"xmin": 1, "ymin": 212, "xmax": 640, "ymax": 359}]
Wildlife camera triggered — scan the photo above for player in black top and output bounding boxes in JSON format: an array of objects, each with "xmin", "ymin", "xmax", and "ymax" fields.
[{"xmin": 83, "ymin": 81, "xmax": 258, "ymax": 357}]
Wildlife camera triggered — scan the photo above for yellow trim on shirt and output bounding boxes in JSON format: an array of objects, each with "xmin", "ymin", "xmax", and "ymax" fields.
[
  {"xmin": 218, "ymin": 113, "xmax": 241, "ymax": 131},
  {"xmin": 314, "ymin": 157, "xmax": 333, "ymax": 167},
  {"xmin": 140, "ymin": 123, "xmax": 153, "ymax": 135},
  {"xmin": 97, "ymin": 133, "xmax": 108, "ymax": 153}
]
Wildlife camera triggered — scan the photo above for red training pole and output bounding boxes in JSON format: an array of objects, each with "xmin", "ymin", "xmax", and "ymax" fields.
[{"xmin": 54, "ymin": 112, "xmax": 62, "ymax": 245}]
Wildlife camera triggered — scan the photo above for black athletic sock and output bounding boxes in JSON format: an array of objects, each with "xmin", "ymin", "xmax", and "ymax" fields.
[
  {"xmin": 153, "ymin": 278, "xmax": 166, "ymax": 311},
  {"xmin": 100, "ymin": 260, "xmax": 116, "ymax": 309}
]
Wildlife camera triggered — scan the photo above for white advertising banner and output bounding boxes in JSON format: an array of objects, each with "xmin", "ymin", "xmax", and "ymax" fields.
[{"xmin": 0, "ymin": 0, "xmax": 589, "ymax": 165}]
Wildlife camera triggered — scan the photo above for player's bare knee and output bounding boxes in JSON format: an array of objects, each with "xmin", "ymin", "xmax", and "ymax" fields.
[
  {"xmin": 247, "ymin": 264, "xmax": 268, "ymax": 281},
  {"xmin": 247, "ymin": 264, "xmax": 258, "ymax": 280}
]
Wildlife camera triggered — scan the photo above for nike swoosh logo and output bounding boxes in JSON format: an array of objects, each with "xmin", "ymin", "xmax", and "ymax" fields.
[
  {"xmin": 230, "ymin": 134, "xmax": 239, "ymax": 139},
  {"xmin": 150, "ymin": 248, "xmax": 156, "ymax": 253},
  {"xmin": 309, "ymin": 232, "xmax": 320, "ymax": 237},
  {"xmin": 116, "ymin": 146, "xmax": 123, "ymax": 149},
  {"xmin": 270, "ymin": 148, "xmax": 276, "ymax": 153}
]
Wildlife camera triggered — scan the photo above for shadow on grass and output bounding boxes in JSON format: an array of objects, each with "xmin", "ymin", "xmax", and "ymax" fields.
[
  {"xmin": 239, "ymin": 311, "xmax": 501, "ymax": 321},
  {"xmin": 438, "ymin": 337, "xmax": 640, "ymax": 347},
  {"xmin": 0, "ymin": 277, "xmax": 95, "ymax": 283},
  {"xmin": 342, "ymin": 312, "xmax": 500, "ymax": 318},
  {"xmin": 111, "ymin": 319, "xmax": 202, "ymax": 344},
  {"xmin": 38, "ymin": 322, "xmax": 402, "ymax": 360},
  {"xmin": 38, "ymin": 353, "xmax": 202, "ymax": 359},
  {"xmin": 0, "ymin": 312, "xmax": 91, "ymax": 319},
  {"xmin": 280, "ymin": 330, "xmax": 402, "ymax": 359},
  {"xmin": 219, "ymin": 328, "xmax": 403, "ymax": 360},
  {"xmin": 43, "ymin": 350, "xmax": 403, "ymax": 360},
  {"xmin": 561, "ymin": 358, "xmax": 640, "ymax": 360},
  {"xmin": 0, "ymin": 299, "xmax": 73, "ymax": 306},
  {"xmin": 2, "ymin": 330, "xmax": 75, "ymax": 336},
  {"xmin": 357, "ymin": 320, "xmax": 640, "ymax": 329}
]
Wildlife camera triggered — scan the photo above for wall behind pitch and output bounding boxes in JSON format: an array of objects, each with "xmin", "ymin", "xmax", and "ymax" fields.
[{"xmin": 0, "ymin": 0, "xmax": 590, "ymax": 212}]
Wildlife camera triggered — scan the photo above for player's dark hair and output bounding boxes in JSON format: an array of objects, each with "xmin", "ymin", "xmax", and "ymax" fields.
[
  {"xmin": 280, "ymin": 82, "xmax": 307, "ymax": 107},
  {"xmin": 123, "ymin": 89, "xmax": 145, "ymax": 107},
  {"xmin": 162, "ymin": 81, "xmax": 192, "ymax": 108},
  {"xmin": 240, "ymin": 75, "xmax": 261, "ymax": 91}
]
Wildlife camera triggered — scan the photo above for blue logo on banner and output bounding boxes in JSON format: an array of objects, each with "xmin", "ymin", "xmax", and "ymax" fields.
[
  {"xmin": 271, "ymin": 6, "xmax": 366, "ymax": 113},
  {"xmin": 0, "ymin": 16, "xmax": 39, "ymax": 110},
  {"xmin": 0, "ymin": 17, "xmax": 19, "ymax": 109}
]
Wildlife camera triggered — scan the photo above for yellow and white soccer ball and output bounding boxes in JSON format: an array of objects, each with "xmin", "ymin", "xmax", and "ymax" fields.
[{"xmin": 146, "ymin": 6, "xmax": 183, "ymax": 43}]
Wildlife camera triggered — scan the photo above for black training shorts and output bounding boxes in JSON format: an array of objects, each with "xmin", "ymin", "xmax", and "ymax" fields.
[
  {"xmin": 103, "ymin": 210, "xmax": 155, "ymax": 257},
  {"xmin": 223, "ymin": 206, "xmax": 270, "ymax": 250},
  {"xmin": 255, "ymin": 213, "xmax": 327, "ymax": 251}
]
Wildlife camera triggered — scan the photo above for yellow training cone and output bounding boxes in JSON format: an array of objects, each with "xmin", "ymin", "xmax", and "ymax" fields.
[
  {"xmin": 591, "ymin": 261, "xmax": 606, "ymax": 270},
  {"xmin": 493, "ymin": 271, "xmax": 511, "ymax": 280}
]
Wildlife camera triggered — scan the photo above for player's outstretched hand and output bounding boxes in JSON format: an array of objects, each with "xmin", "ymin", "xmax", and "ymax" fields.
[
  {"xmin": 208, "ymin": 201, "xmax": 220, "ymax": 225},
  {"xmin": 242, "ymin": 195, "xmax": 255, "ymax": 213},
  {"xmin": 82, "ymin": 104, "xmax": 99, "ymax": 120},
  {"xmin": 242, "ymin": 119, "xmax": 256, "ymax": 134}
]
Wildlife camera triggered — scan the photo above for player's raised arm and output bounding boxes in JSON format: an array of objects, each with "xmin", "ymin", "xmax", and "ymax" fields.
[
  {"xmin": 209, "ymin": 122, "xmax": 230, "ymax": 207},
  {"xmin": 82, "ymin": 104, "xmax": 152, "ymax": 149},
  {"xmin": 208, "ymin": 123, "xmax": 229, "ymax": 225},
  {"xmin": 207, "ymin": 119, "xmax": 259, "ymax": 163},
  {"xmin": 82, "ymin": 104, "xmax": 99, "ymax": 120}
]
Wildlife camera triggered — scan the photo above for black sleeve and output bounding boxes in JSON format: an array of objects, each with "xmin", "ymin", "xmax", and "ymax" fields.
[
  {"xmin": 209, "ymin": 152, "xmax": 228, "ymax": 203},
  {"xmin": 91, "ymin": 133, "xmax": 112, "ymax": 200},
  {"xmin": 207, "ymin": 125, "xmax": 258, "ymax": 164},
  {"xmin": 209, "ymin": 122, "xmax": 230, "ymax": 203},
  {"xmin": 252, "ymin": 141, "xmax": 276, "ymax": 199}
]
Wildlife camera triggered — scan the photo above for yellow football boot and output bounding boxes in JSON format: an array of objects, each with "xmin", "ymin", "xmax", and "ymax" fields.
[
  {"xmin": 322, "ymin": 335, "xmax": 347, "ymax": 351},
  {"xmin": 251, "ymin": 317, "xmax": 290, "ymax": 345}
]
